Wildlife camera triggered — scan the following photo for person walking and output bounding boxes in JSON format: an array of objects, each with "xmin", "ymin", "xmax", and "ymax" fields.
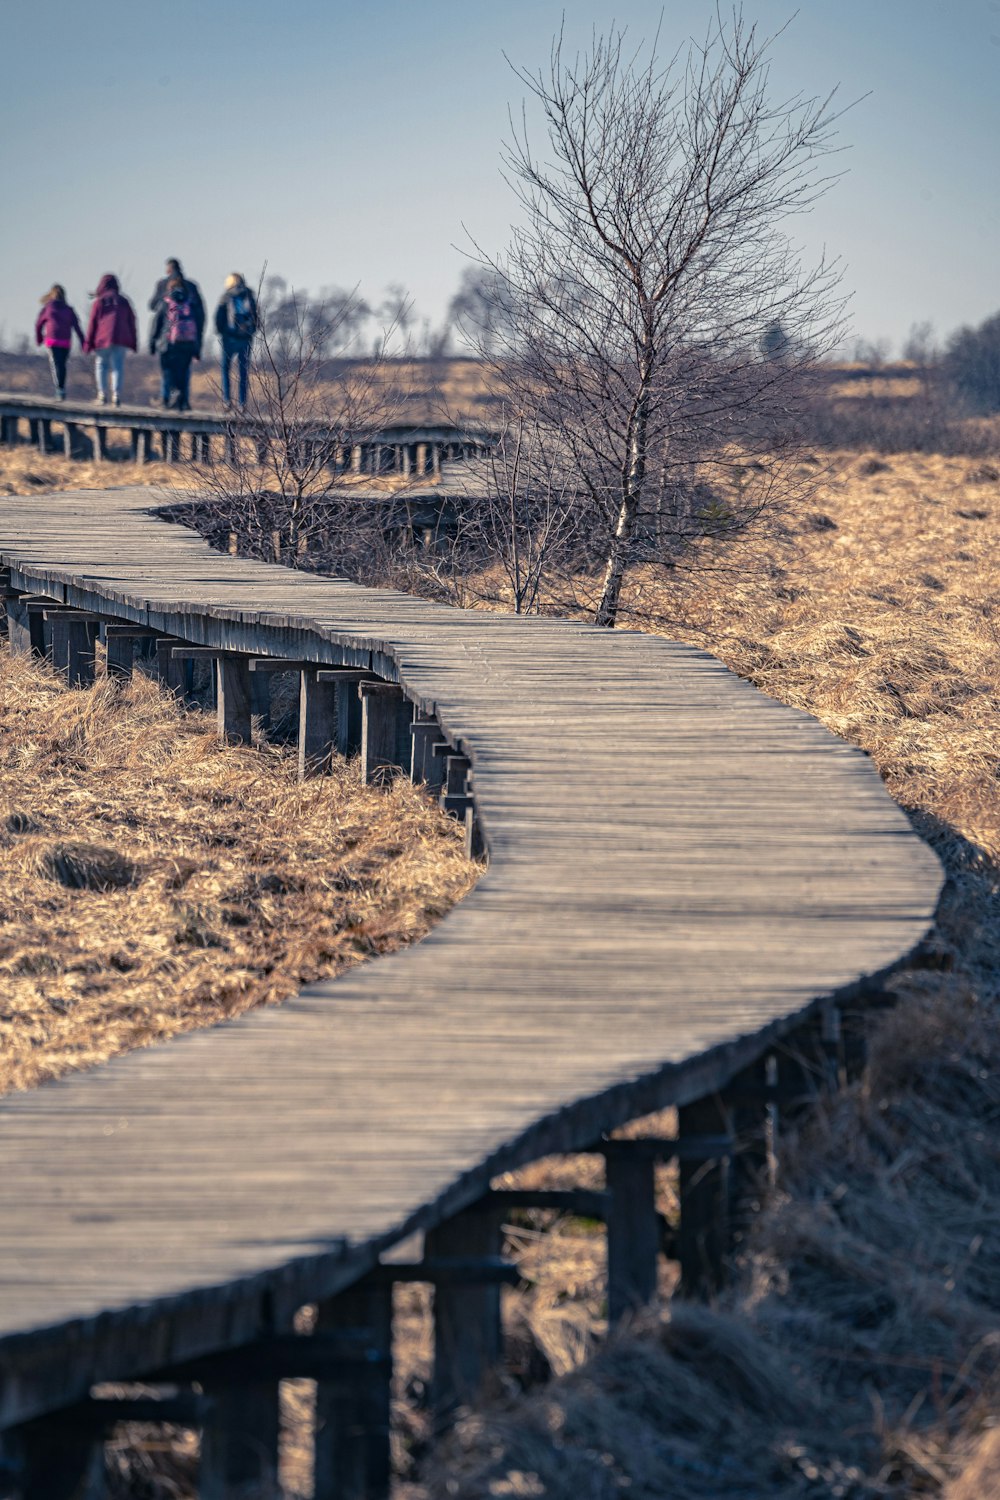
[
  {"xmin": 149, "ymin": 275, "xmax": 203, "ymax": 411},
  {"xmin": 34, "ymin": 285, "xmax": 85, "ymax": 401},
  {"xmin": 214, "ymin": 273, "xmax": 257, "ymax": 408},
  {"xmin": 83, "ymin": 274, "xmax": 137, "ymax": 406},
  {"xmin": 149, "ymin": 258, "xmax": 205, "ymax": 325}
]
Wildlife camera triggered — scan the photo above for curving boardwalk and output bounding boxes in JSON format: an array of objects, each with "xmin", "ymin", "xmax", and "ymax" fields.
[{"xmin": 0, "ymin": 487, "xmax": 941, "ymax": 1479}]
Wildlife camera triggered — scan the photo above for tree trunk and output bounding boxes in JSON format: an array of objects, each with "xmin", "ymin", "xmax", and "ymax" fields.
[{"xmin": 594, "ymin": 348, "xmax": 653, "ymax": 628}]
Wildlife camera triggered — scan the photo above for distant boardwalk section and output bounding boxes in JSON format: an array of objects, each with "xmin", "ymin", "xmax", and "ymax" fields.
[{"xmin": 0, "ymin": 388, "xmax": 496, "ymax": 471}]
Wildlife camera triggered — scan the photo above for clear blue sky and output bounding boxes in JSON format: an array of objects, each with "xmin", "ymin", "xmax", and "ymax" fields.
[{"xmin": 2, "ymin": 0, "xmax": 997, "ymax": 354}]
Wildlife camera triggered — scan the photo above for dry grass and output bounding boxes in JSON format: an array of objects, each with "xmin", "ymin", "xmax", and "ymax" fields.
[{"xmin": 0, "ymin": 648, "xmax": 477, "ymax": 1095}]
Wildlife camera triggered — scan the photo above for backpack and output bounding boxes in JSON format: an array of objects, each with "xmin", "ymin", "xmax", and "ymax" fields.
[
  {"xmin": 229, "ymin": 291, "xmax": 255, "ymax": 338},
  {"xmin": 165, "ymin": 293, "xmax": 197, "ymax": 345}
]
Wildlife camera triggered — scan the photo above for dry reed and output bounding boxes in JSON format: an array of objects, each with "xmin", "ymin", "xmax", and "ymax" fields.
[{"xmin": 0, "ymin": 648, "xmax": 476, "ymax": 1094}]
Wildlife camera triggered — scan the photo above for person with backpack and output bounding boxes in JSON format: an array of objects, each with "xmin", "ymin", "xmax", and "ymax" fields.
[
  {"xmin": 148, "ymin": 257, "xmax": 205, "ymax": 322},
  {"xmin": 34, "ymin": 285, "xmax": 85, "ymax": 401},
  {"xmin": 83, "ymin": 274, "xmax": 138, "ymax": 406},
  {"xmin": 148, "ymin": 275, "xmax": 204, "ymax": 411},
  {"xmin": 214, "ymin": 273, "xmax": 258, "ymax": 408}
]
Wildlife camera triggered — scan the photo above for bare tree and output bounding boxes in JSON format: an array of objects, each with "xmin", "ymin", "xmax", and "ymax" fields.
[
  {"xmin": 449, "ymin": 415, "xmax": 584, "ymax": 614},
  {"xmin": 447, "ymin": 266, "xmax": 520, "ymax": 356},
  {"xmin": 478, "ymin": 11, "xmax": 847, "ymax": 626}
]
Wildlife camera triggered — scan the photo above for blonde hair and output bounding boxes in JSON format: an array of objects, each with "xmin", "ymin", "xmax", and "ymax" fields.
[
  {"xmin": 225, "ymin": 273, "xmax": 245, "ymax": 291},
  {"xmin": 39, "ymin": 284, "xmax": 66, "ymax": 304}
]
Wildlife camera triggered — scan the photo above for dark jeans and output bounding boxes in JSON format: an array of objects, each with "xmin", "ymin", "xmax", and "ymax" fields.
[
  {"xmin": 47, "ymin": 345, "xmax": 69, "ymax": 395},
  {"xmin": 159, "ymin": 346, "xmax": 195, "ymax": 410},
  {"xmin": 221, "ymin": 336, "xmax": 251, "ymax": 405}
]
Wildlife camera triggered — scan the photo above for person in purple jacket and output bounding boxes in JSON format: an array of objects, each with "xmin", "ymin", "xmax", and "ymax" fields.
[
  {"xmin": 34, "ymin": 285, "xmax": 85, "ymax": 401},
  {"xmin": 83, "ymin": 274, "xmax": 138, "ymax": 406}
]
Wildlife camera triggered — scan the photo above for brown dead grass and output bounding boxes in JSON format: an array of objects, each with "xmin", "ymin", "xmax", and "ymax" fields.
[{"xmin": 0, "ymin": 649, "xmax": 477, "ymax": 1094}]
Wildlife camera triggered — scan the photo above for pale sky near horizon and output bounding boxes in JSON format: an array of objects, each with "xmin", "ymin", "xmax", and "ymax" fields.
[{"xmin": 1, "ymin": 0, "xmax": 997, "ymax": 356}]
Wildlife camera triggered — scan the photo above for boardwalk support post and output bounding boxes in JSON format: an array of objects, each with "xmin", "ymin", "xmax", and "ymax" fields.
[
  {"xmin": 677, "ymin": 1096, "xmax": 733, "ymax": 1297},
  {"xmin": 314, "ymin": 668, "xmax": 377, "ymax": 756},
  {"xmin": 602, "ymin": 1140, "xmax": 661, "ymax": 1322},
  {"xmin": 314, "ymin": 1279, "xmax": 393, "ymax": 1500},
  {"xmin": 104, "ymin": 624, "xmax": 160, "ymax": 682},
  {"xmin": 5, "ymin": 597, "xmax": 34, "ymax": 657},
  {"xmin": 360, "ymin": 682, "xmax": 413, "ymax": 784},
  {"xmin": 199, "ymin": 1380, "xmax": 281, "ymax": 1500},
  {"xmin": 47, "ymin": 612, "xmax": 100, "ymax": 688},
  {"xmin": 6, "ymin": 1417, "xmax": 102, "ymax": 1500},
  {"xmin": 721, "ymin": 1054, "xmax": 775, "ymax": 1255},
  {"xmin": 299, "ymin": 668, "xmax": 339, "ymax": 779},
  {"xmin": 215, "ymin": 655, "xmax": 254, "ymax": 745},
  {"xmin": 425, "ymin": 1202, "xmax": 505, "ymax": 1417}
]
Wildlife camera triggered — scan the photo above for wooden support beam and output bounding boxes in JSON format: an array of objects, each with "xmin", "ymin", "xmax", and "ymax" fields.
[
  {"xmin": 299, "ymin": 669, "xmax": 339, "ymax": 779},
  {"xmin": 598, "ymin": 1134, "xmax": 734, "ymax": 1163},
  {"xmin": 49, "ymin": 616, "xmax": 99, "ymax": 688},
  {"xmin": 6, "ymin": 1413, "xmax": 102, "ymax": 1500},
  {"xmin": 248, "ymin": 657, "xmax": 312, "ymax": 672},
  {"xmin": 105, "ymin": 632, "xmax": 134, "ymax": 681},
  {"xmin": 63, "ymin": 421, "xmax": 78, "ymax": 459},
  {"xmin": 152, "ymin": 1331, "xmax": 383, "ymax": 1386},
  {"xmin": 373, "ymin": 1256, "xmax": 518, "ymax": 1286},
  {"xmin": 603, "ymin": 1144, "xmax": 659, "ymax": 1323},
  {"xmin": 410, "ymin": 720, "xmax": 445, "ymax": 792},
  {"xmin": 93, "ymin": 424, "xmax": 108, "ymax": 462},
  {"xmin": 722, "ymin": 1053, "xmax": 774, "ymax": 1256},
  {"xmin": 425, "ymin": 1204, "xmax": 505, "ymax": 1418},
  {"xmin": 314, "ymin": 1279, "xmax": 393, "ymax": 1500},
  {"xmin": 677, "ymin": 1095, "xmax": 732, "ymax": 1298},
  {"xmin": 199, "ymin": 1379, "xmax": 281, "ymax": 1500},
  {"xmin": 5, "ymin": 597, "xmax": 34, "ymax": 657},
  {"xmin": 154, "ymin": 637, "xmax": 189, "ymax": 695},
  {"xmin": 216, "ymin": 655, "xmax": 253, "ymax": 745},
  {"xmin": 360, "ymin": 682, "xmax": 413, "ymax": 784}
]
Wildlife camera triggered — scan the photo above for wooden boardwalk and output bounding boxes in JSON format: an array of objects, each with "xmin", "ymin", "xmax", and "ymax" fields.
[
  {"xmin": 0, "ymin": 486, "xmax": 942, "ymax": 1489},
  {"xmin": 0, "ymin": 390, "xmax": 494, "ymax": 473}
]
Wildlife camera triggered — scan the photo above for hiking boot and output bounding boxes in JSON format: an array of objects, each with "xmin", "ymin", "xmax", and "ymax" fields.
[
  {"xmin": 95, "ymin": 393, "xmax": 106, "ymax": 406},
  {"xmin": 56, "ymin": 389, "xmax": 66, "ymax": 402}
]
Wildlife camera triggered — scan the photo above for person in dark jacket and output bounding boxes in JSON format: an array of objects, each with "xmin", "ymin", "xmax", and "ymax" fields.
[
  {"xmin": 83, "ymin": 274, "xmax": 138, "ymax": 406},
  {"xmin": 34, "ymin": 285, "xmax": 85, "ymax": 401},
  {"xmin": 148, "ymin": 276, "xmax": 203, "ymax": 411},
  {"xmin": 214, "ymin": 273, "xmax": 258, "ymax": 408},
  {"xmin": 149, "ymin": 258, "xmax": 205, "ymax": 324}
]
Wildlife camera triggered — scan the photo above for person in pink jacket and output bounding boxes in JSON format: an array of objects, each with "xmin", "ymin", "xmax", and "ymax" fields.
[
  {"xmin": 34, "ymin": 285, "xmax": 85, "ymax": 401},
  {"xmin": 83, "ymin": 274, "xmax": 138, "ymax": 406}
]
